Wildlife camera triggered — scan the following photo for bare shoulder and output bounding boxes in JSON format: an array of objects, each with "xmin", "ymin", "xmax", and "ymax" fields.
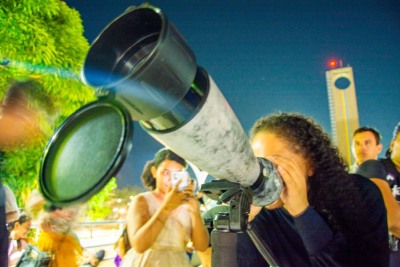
[
  {"xmin": 128, "ymin": 193, "xmax": 151, "ymax": 218},
  {"xmin": 130, "ymin": 193, "xmax": 150, "ymax": 208},
  {"xmin": 126, "ymin": 193, "xmax": 152, "ymax": 236}
]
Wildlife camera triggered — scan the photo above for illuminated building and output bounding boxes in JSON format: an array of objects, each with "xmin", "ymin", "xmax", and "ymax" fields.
[{"xmin": 326, "ymin": 60, "xmax": 359, "ymax": 166}]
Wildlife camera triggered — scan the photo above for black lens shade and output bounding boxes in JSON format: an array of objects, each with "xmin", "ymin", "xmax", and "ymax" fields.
[{"xmin": 82, "ymin": 4, "xmax": 197, "ymax": 121}]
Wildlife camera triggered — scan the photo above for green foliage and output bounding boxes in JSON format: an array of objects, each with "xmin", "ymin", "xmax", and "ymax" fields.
[
  {"xmin": 113, "ymin": 185, "xmax": 146, "ymax": 204},
  {"xmin": 0, "ymin": 147, "xmax": 42, "ymax": 206},
  {"xmin": 105, "ymin": 184, "xmax": 145, "ymax": 220},
  {"xmin": 82, "ymin": 181, "xmax": 145, "ymax": 221},
  {"xmin": 0, "ymin": 0, "xmax": 110, "ymax": 214},
  {"xmin": 84, "ymin": 178, "xmax": 118, "ymax": 221}
]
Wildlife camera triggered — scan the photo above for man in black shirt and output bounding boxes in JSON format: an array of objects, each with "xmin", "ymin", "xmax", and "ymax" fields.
[
  {"xmin": 357, "ymin": 122, "xmax": 400, "ymax": 267},
  {"xmin": 349, "ymin": 126, "xmax": 383, "ymax": 173}
]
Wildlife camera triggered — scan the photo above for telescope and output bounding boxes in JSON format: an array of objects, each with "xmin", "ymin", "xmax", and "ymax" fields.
[{"xmin": 39, "ymin": 3, "xmax": 282, "ymax": 266}]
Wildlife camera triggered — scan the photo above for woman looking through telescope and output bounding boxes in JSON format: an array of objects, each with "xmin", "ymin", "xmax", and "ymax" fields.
[
  {"xmin": 121, "ymin": 148, "xmax": 209, "ymax": 266},
  {"xmin": 242, "ymin": 113, "xmax": 389, "ymax": 266}
]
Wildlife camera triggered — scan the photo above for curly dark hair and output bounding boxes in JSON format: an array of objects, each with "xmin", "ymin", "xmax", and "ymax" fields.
[
  {"xmin": 141, "ymin": 148, "xmax": 187, "ymax": 190},
  {"xmin": 250, "ymin": 112, "xmax": 369, "ymax": 235}
]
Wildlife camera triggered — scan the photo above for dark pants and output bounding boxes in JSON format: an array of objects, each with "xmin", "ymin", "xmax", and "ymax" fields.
[{"xmin": 389, "ymin": 250, "xmax": 400, "ymax": 267}]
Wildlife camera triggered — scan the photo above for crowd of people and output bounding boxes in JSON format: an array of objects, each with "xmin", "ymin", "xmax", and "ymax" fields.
[
  {"xmin": 0, "ymin": 79, "xmax": 52, "ymax": 266},
  {"xmin": 353, "ymin": 123, "xmax": 400, "ymax": 267},
  {"xmin": 0, "ymin": 79, "xmax": 104, "ymax": 267},
  {"xmin": 1, "ymin": 78, "xmax": 399, "ymax": 267},
  {"xmin": 239, "ymin": 114, "xmax": 390, "ymax": 266}
]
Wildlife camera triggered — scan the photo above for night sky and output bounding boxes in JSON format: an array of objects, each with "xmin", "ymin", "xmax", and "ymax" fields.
[{"xmin": 65, "ymin": 0, "xmax": 400, "ymax": 188}]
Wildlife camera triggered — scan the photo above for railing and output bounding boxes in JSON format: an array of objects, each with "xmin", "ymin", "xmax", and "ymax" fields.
[
  {"xmin": 77, "ymin": 220, "xmax": 126, "ymax": 265},
  {"xmin": 77, "ymin": 219, "xmax": 126, "ymax": 239}
]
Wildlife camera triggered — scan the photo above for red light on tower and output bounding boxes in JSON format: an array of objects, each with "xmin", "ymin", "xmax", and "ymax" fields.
[{"xmin": 329, "ymin": 59, "xmax": 338, "ymax": 68}]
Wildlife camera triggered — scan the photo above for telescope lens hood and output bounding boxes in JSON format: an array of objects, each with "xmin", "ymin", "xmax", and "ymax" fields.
[{"xmin": 82, "ymin": 4, "xmax": 197, "ymax": 121}]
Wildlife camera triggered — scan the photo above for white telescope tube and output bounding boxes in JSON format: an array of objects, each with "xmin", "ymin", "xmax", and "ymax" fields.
[{"xmin": 143, "ymin": 74, "xmax": 260, "ymax": 186}]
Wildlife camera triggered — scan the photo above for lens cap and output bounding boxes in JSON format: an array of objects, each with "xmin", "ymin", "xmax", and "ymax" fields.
[{"xmin": 39, "ymin": 100, "xmax": 132, "ymax": 206}]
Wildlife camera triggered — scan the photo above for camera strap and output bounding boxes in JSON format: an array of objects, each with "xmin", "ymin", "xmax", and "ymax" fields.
[{"xmin": 246, "ymin": 222, "xmax": 279, "ymax": 267}]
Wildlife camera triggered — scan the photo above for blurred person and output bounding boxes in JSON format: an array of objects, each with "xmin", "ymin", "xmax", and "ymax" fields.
[
  {"xmin": 121, "ymin": 148, "xmax": 209, "ymax": 267},
  {"xmin": 36, "ymin": 205, "xmax": 104, "ymax": 267},
  {"xmin": 113, "ymin": 226, "xmax": 130, "ymax": 267},
  {"xmin": 357, "ymin": 122, "xmax": 400, "ymax": 267},
  {"xmin": 26, "ymin": 189, "xmax": 46, "ymax": 221},
  {"xmin": 350, "ymin": 126, "xmax": 383, "ymax": 173},
  {"xmin": 0, "ymin": 79, "xmax": 55, "ymax": 150},
  {"xmin": 36, "ymin": 205, "xmax": 83, "ymax": 267},
  {"xmin": 238, "ymin": 113, "xmax": 389, "ymax": 266},
  {"xmin": 7, "ymin": 210, "xmax": 33, "ymax": 266},
  {"xmin": 0, "ymin": 78, "xmax": 55, "ymax": 266},
  {"xmin": 4, "ymin": 185, "xmax": 19, "ymax": 224}
]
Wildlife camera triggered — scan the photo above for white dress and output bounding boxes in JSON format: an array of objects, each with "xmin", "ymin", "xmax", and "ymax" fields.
[{"xmin": 121, "ymin": 192, "xmax": 192, "ymax": 267}]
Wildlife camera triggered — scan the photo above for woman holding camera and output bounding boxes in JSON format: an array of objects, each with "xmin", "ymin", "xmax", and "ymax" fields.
[{"xmin": 121, "ymin": 148, "xmax": 209, "ymax": 267}]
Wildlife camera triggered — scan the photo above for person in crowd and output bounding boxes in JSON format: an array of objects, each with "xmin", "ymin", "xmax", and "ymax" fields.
[
  {"xmin": 350, "ymin": 126, "xmax": 383, "ymax": 173},
  {"xmin": 3, "ymin": 185, "xmax": 19, "ymax": 224},
  {"xmin": 113, "ymin": 226, "xmax": 130, "ymax": 267},
  {"xmin": 36, "ymin": 204, "xmax": 104, "ymax": 267},
  {"xmin": 36, "ymin": 205, "xmax": 83, "ymax": 267},
  {"xmin": 356, "ymin": 122, "xmax": 400, "ymax": 267},
  {"xmin": 0, "ymin": 78, "xmax": 55, "ymax": 266},
  {"xmin": 0, "ymin": 79, "xmax": 55, "ymax": 150},
  {"xmin": 121, "ymin": 148, "xmax": 209, "ymax": 266},
  {"xmin": 237, "ymin": 112, "xmax": 389, "ymax": 266},
  {"xmin": 7, "ymin": 210, "xmax": 33, "ymax": 266}
]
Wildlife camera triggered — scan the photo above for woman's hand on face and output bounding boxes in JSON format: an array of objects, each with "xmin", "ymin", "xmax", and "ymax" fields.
[{"xmin": 267, "ymin": 155, "xmax": 309, "ymax": 216}]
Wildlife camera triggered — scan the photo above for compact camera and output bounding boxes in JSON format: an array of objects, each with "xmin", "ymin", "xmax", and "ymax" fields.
[{"xmin": 171, "ymin": 171, "xmax": 190, "ymax": 191}]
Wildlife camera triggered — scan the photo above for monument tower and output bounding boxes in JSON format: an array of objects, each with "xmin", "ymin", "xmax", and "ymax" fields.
[{"xmin": 325, "ymin": 60, "xmax": 359, "ymax": 166}]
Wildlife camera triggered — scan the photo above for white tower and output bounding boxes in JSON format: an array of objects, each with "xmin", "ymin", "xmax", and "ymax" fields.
[{"xmin": 326, "ymin": 61, "xmax": 359, "ymax": 166}]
